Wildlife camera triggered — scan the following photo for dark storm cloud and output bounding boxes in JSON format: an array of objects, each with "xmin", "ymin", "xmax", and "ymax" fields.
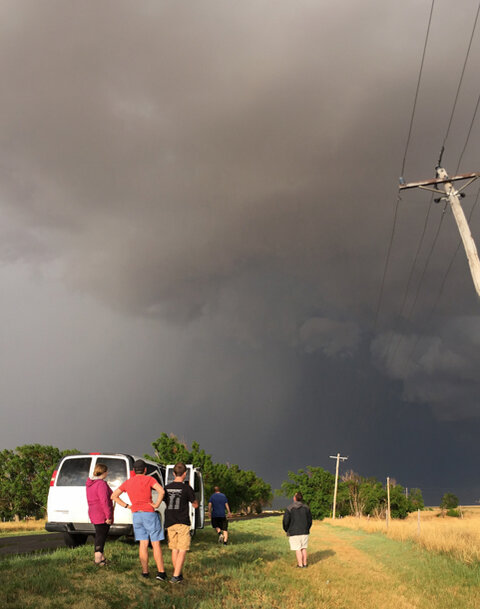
[{"xmin": 1, "ymin": 1, "xmax": 480, "ymax": 501}]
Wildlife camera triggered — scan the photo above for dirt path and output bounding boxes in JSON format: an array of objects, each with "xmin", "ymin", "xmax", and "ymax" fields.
[{"xmin": 292, "ymin": 523, "xmax": 480, "ymax": 609}]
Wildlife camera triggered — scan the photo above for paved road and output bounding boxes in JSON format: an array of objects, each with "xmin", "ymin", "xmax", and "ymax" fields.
[
  {"xmin": 0, "ymin": 513, "xmax": 281, "ymax": 556},
  {"xmin": 0, "ymin": 533, "xmax": 66, "ymax": 556}
]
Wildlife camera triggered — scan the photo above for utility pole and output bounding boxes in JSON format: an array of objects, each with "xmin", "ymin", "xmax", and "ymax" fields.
[
  {"xmin": 329, "ymin": 453, "xmax": 348, "ymax": 519},
  {"xmin": 386, "ymin": 477, "xmax": 391, "ymax": 528},
  {"xmin": 400, "ymin": 167, "xmax": 480, "ymax": 298}
]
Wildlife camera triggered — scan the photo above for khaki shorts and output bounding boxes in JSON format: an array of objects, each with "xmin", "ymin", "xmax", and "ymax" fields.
[
  {"xmin": 167, "ymin": 524, "xmax": 191, "ymax": 551},
  {"xmin": 288, "ymin": 534, "xmax": 309, "ymax": 551}
]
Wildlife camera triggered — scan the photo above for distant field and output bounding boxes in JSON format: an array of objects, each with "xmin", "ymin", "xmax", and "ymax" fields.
[
  {"xmin": 1, "ymin": 517, "xmax": 479, "ymax": 608},
  {"xmin": 327, "ymin": 506, "xmax": 480, "ymax": 564},
  {"xmin": 0, "ymin": 519, "xmax": 47, "ymax": 537}
]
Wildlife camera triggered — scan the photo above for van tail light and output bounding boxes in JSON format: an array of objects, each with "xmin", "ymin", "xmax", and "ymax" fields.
[{"xmin": 50, "ymin": 470, "xmax": 58, "ymax": 487}]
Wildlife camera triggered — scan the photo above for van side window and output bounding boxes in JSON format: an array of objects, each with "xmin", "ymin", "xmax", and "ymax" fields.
[
  {"xmin": 146, "ymin": 464, "xmax": 163, "ymax": 486},
  {"xmin": 99, "ymin": 458, "xmax": 128, "ymax": 489},
  {"xmin": 56, "ymin": 457, "xmax": 92, "ymax": 486}
]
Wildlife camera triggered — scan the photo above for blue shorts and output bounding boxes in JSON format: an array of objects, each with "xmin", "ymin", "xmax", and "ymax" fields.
[{"xmin": 132, "ymin": 511, "xmax": 165, "ymax": 542}]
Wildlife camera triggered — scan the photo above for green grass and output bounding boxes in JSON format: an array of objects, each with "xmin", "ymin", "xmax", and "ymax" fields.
[{"xmin": 1, "ymin": 517, "xmax": 479, "ymax": 609}]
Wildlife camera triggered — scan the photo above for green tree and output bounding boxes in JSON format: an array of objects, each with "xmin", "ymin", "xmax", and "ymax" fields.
[
  {"xmin": 358, "ymin": 478, "xmax": 386, "ymax": 516},
  {"xmin": 389, "ymin": 483, "xmax": 409, "ymax": 519},
  {"xmin": 147, "ymin": 433, "xmax": 272, "ymax": 513},
  {"xmin": 281, "ymin": 467, "xmax": 339, "ymax": 519},
  {"xmin": 0, "ymin": 444, "xmax": 78, "ymax": 520},
  {"xmin": 407, "ymin": 488, "xmax": 424, "ymax": 511},
  {"xmin": 440, "ymin": 492, "xmax": 459, "ymax": 510}
]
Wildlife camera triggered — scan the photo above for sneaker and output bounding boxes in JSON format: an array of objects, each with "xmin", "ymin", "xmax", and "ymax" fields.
[
  {"xmin": 142, "ymin": 572, "xmax": 150, "ymax": 578},
  {"xmin": 223, "ymin": 541, "xmax": 228, "ymax": 545},
  {"xmin": 156, "ymin": 572, "xmax": 168, "ymax": 581},
  {"xmin": 170, "ymin": 575, "xmax": 183, "ymax": 584},
  {"xmin": 218, "ymin": 532, "xmax": 224, "ymax": 543}
]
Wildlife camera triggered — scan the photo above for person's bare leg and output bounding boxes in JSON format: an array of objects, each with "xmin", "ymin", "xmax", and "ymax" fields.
[
  {"xmin": 151, "ymin": 541, "xmax": 165, "ymax": 572},
  {"xmin": 295, "ymin": 549, "xmax": 303, "ymax": 567},
  {"xmin": 94, "ymin": 550, "xmax": 103, "ymax": 564},
  {"xmin": 173, "ymin": 549, "xmax": 187, "ymax": 577},
  {"xmin": 301, "ymin": 548, "xmax": 307, "ymax": 566},
  {"xmin": 223, "ymin": 530, "xmax": 228, "ymax": 542},
  {"xmin": 139, "ymin": 540, "xmax": 149, "ymax": 573},
  {"xmin": 171, "ymin": 548, "xmax": 179, "ymax": 571}
]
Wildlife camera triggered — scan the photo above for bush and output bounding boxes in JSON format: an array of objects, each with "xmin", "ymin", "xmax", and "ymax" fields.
[{"xmin": 440, "ymin": 493, "xmax": 459, "ymax": 510}]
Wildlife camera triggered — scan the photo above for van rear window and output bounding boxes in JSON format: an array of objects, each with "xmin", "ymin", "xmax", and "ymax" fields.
[
  {"xmin": 98, "ymin": 458, "xmax": 128, "ymax": 489},
  {"xmin": 56, "ymin": 457, "xmax": 92, "ymax": 486}
]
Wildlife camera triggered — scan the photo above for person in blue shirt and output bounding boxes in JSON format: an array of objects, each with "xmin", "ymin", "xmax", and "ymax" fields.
[{"xmin": 208, "ymin": 486, "xmax": 232, "ymax": 545}]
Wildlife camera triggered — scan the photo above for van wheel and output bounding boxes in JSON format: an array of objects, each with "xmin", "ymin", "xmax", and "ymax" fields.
[{"xmin": 63, "ymin": 532, "xmax": 88, "ymax": 548}]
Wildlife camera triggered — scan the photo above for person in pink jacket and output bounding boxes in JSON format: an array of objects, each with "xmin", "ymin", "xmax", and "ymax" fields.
[{"xmin": 86, "ymin": 463, "xmax": 114, "ymax": 565}]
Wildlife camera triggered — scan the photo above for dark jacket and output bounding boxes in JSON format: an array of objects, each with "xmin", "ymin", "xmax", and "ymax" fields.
[{"xmin": 282, "ymin": 501, "xmax": 312, "ymax": 536}]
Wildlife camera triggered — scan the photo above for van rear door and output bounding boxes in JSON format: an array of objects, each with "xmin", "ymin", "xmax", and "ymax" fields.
[
  {"xmin": 91, "ymin": 455, "xmax": 131, "ymax": 525},
  {"xmin": 48, "ymin": 456, "xmax": 92, "ymax": 524},
  {"xmin": 193, "ymin": 469, "xmax": 205, "ymax": 529}
]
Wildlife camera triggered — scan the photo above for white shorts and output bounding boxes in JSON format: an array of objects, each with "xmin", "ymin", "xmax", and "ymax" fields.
[{"xmin": 288, "ymin": 534, "xmax": 309, "ymax": 551}]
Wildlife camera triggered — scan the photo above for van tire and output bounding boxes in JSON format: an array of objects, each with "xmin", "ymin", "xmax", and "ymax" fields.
[{"xmin": 63, "ymin": 532, "xmax": 88, "ymax": 548}]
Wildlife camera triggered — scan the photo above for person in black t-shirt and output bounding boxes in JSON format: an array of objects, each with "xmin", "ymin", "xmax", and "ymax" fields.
[{"xmin": 164, "ymin": 462, "xmax": 198, "ymax": 583}]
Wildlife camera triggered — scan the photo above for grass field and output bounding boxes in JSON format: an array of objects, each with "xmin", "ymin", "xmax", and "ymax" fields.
[
  {"xmin": 326, "ymin": 506, "xmax": 480, "ymax": 564},
  {"xmin": 0, "ymin": 519, "xmax": 48, "ymax": 537},
  {"xmin": 1, "ymin": 516, "xmax": 479, "ymax": 609}
]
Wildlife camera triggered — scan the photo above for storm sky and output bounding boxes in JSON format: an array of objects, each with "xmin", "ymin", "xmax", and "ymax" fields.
[{"xmin": 2, "ymin": 0, "xmax": 480, "ymax": 504}]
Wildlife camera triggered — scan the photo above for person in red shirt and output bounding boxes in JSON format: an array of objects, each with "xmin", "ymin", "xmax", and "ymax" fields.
[{"xmin": 111, "ymin": 459, "xmax": 166, "ymax": 580}]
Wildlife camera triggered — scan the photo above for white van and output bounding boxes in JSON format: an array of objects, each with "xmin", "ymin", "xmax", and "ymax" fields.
[{"xmin": 46, "ymin": 453, "xmax": 204, "ymax": 547}]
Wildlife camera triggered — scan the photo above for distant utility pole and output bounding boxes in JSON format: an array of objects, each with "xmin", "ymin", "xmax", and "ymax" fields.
[
  {"xmin": 386, "ymin": 477, "xmax": 391, "ymax": 528},
  {"xmin": 400, "ymin": 167, "xmax": 480, "ymax": 298},
  {"xmin": 329, "ymin": 453, "xmax": 348, "ymax": 519}
]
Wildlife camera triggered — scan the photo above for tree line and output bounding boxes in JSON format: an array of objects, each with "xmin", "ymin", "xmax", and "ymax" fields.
[
  {"xmin": 146, "ymin": 433, "xmax": 272, "ymax": 514},
  {"xmin": 0, "ymin": 445, "xmax": 80, "ymax": 521},
  {"xmin": 0, "ymin": 436, "xmax": 272, "ymax": 520},
  {"xmin": 281, "ymin": 466, "xmax": 425, "ymax": 519}
]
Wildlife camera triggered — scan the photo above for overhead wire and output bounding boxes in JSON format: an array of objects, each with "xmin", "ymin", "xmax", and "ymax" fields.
[
  {"xmin": 389, "ymin": 202, "xmax": 448, "ymax": 370},
  {"xmin": 373, "ymin": 0, "xmax": 436, "ymax": 332},
  {"xmin": 422, "ymin": 93, "xmax": 480, "ymax": 321},
  {"xmin": 388, "ymin": 0, "xmax": 480, "ymax": 372},
  {"xmin": 440, "ymin": 0, "xmax": 480, "ymax": 152},
  {"xmin": 407, "ymin": 186, "xmax": 480, "ymax": 370},
  {"xmin": 403, "ymin": 86, "xmax": 480, "ymax": 370}
]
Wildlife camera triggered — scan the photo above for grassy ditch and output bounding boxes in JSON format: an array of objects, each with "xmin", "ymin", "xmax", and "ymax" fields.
[{"xmin": 326, "ymin": 507, "xmax": 480, "ymax": 564}]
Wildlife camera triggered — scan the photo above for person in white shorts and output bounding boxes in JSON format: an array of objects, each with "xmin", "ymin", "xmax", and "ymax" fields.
[{"xmin": 282, "ymin": 491, "xmax": 313, "ymax": 568}]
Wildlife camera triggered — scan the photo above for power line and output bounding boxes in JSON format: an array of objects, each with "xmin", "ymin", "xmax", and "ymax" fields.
[
  {"xmin": 384, "ymin": 194, "xmax": 435, "ymax": 364},
  {"xmin": 388, "ymin": 3, "xmax": 480, "ymax": 369},
  {"xmin": 401, "ymin": 0, "xmax": 436, "ymax": 178},
  {"xmin": 456, "ymin": 92, "xmax": 480, "ymax": 173},
  {"xmin": 374, "ymin": 1, "xmax": 437, "ymax": 331},
  {"xmin": 373, "ymin": 193, "xmax": 402, "ymax": 331},
  {"xmin": 425, "ymin": 185, "xmax": 480, "ymax": 320},
  {"xmin": 389, "ymin": 203, "xmax": 448, "ymax": 370},
  {"xmin": 440, "ymin": 0, "xmax": 480, "ymax": 151}
]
